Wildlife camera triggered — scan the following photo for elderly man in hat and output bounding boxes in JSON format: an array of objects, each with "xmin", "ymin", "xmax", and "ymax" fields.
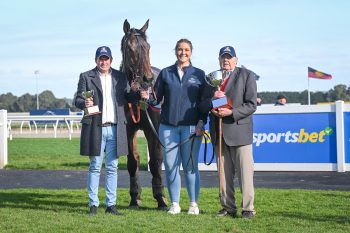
[
  {"xmin": 200, "ymin": 46, "xmax": 257, "ymax": 219},
  {"xmin": 75, "ymin": 46, "xmax": 129, "ymax": 216}
]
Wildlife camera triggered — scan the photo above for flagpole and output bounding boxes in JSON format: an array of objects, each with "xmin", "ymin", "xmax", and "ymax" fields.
[{"xmin": 308, "ymin": 76, "xmax": 310, "ymax": 105}]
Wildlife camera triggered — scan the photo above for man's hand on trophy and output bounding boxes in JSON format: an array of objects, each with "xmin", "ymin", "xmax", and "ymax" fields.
[
  {"xmin": 213, "ymin": 90, "xmax": 225, "ymax": 100},
  {"xmin": 218, "ymin": 107, "xmax": 233, "ymax": 117},
  {"xmin": 211, "ymin": 108, "xmax": 220, "ymax": 117},
  {"xmin": 85, "ymin": 98, "xmax": 94, "ymax": 108}
]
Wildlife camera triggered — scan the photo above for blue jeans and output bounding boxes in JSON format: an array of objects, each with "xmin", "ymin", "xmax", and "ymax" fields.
[
  {"xmin": 159, "ymin": 123, "xmax": 201, "ymax": 204},
  {"xmin": 88, "ymin": 126, "xmax": 118, "ymax": 207}
]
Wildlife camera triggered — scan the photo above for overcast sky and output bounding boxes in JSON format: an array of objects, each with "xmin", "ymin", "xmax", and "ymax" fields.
[{"xmin": 0, "ymin": 0, "xmax": 349, "ymax": 98}]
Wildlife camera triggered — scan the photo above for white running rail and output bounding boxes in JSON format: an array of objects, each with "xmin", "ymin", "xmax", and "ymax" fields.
[{"xmin": 7, "ymin": 115, "xmax": 83, "ymax": 140}]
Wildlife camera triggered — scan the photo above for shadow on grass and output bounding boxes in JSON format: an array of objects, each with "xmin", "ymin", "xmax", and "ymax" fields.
[
  {"xmin": 0, "ymin": 192, "xmax": 86, "ymax": 213},
  {"xmin": 320, "ymin": 192, "xmax": 350, "ymax": 199},
  {"xmin": 0, "ymin": 191, "xmax": 165, "ymax": 213},
  {"xmin": 272, "ymin": 211, "xmax": 350, "ymax": 224}
]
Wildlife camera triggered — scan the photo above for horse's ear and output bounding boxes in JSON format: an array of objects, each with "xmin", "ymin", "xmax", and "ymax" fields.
[
  {"xmin": 140, "ymin": 19, "xmax": 149, "ymax": 33},
  {"xmin": 123, "ymin": 19, "xmax": 130, "ymax": 34}
]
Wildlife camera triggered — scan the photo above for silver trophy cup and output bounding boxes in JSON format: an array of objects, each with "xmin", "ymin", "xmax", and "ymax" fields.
[
  {"xmin": 205, "ymin": 71, "xmax": 230, "ymax": 109},
  {"xmin": 205, "ymin": 70, "xmax": 223, "ymax": 89}
]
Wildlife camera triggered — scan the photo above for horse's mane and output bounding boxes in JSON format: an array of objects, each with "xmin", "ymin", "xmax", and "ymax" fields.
[{"xmin": 121, "ymin": 19, "xmax": 153, "ymax": 87}]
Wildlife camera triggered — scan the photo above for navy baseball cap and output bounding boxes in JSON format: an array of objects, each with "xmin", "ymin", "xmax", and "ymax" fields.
[
  {"xmin": 219, "ymin": 46, "xmax": 236, "ymax": 58},
  {"xmin": 95, "ymin": 46, "xmax": 112, "ymax": 60},
  {"xmin": 277, "ymin": 94, "xmax": 287, "ymax": 100}
]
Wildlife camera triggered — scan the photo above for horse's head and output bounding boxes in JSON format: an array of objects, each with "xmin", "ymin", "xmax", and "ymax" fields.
[{"xmin": 121, "ymin": 19, "xmax": 153, "ymax": 92}]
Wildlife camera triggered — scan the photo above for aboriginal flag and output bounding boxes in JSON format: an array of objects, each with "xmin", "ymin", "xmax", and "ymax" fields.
[{"xmin": 308, "ymin": 67, "xmax": 332, "ymax": 80}]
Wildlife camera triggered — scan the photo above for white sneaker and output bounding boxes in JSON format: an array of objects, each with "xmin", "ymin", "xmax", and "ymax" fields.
[
  {"xmin": 168, "ymin": 203, "xmax": 181, "ymax": 215},
  {"xmin": 188, "ymin": 203, "xmax": 199, "ymax": 215}
]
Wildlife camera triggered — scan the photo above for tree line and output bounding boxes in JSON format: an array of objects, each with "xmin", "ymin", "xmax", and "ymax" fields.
[
  {"xmin": 1, "ymin": 84, "xmax": 350, "ymax": 112},
  {"xmin": 258, "ymin": 84, "xmax": 350, "ymax": 105},
  {"xmin": 0, "ymin": 90, "xmax": 77, "ymax": 112}
]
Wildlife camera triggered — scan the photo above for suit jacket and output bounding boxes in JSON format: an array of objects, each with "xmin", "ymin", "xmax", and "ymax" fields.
[
  {"xmin": 209, "ymin": 67, "xmax": 257, "ymax": 146},
  {"xmin": 75, "ymin": 67, "xmax": 129, "ymax": 156}
]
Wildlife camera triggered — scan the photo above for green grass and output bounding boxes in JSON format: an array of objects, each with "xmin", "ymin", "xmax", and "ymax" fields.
[
  {"xmin": 0, "ymin": 188, "xmax": 349, "ymax": 233},
  {"xmin": 3, "ymin": 138, "xmax": 350, "ymax": 232},
  {"xmin": 7, "ymin": 138, "xmax": 148, "ymax": 170}
]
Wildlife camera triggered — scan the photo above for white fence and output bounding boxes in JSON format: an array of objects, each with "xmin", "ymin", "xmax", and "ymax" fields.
[
  {"xmin": 0, "ymin": 111, "xmax": 83, "ymax": 168},
  {"xmin": 0, "ymin": 110, "xmax": 7, "ymax": 168},
  {"xmin": 6, "ymin": 114, "xmax": 82, "ymax": 140}
]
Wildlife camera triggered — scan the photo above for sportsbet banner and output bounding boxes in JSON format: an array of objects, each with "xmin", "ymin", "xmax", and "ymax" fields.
[
  {"xmin": 252, "ymin": 113, "xmax": 337, "ymax": 163},
  {"xmin": 198, "ymin": 111, "xmax": 341, "ymax": 168}
]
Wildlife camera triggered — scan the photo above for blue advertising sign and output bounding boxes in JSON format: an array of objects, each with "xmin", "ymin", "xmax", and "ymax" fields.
[
  {"xmin": 198, "ymin": 112, "xmax": 338, "ymax": 165},
  {"xmin": 253, "ymin": 113, "xmax": 337, "ymax": 163},
  {"xmin": 30, "ymin": 109, "xmax": 70, "ymax": 116},
  {"xmin": 29, "ymin": 108, "xmax": 70, "ymax": 124}
]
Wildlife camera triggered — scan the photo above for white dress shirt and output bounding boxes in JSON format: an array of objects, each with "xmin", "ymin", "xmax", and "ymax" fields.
[{"xmin": 99, "ymin": 71, "xmax": 116, "ymax": 124}]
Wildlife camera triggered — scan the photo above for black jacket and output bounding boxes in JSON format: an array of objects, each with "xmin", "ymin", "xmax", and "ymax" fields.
[{"xmin": 75, "ymin": 67, "xmax": 129, "ymax": 156}]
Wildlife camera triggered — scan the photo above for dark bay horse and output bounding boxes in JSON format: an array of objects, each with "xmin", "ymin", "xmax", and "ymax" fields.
[{"xmin": 121, "ymin": 19, "xmax": 167, "ymax": 210}]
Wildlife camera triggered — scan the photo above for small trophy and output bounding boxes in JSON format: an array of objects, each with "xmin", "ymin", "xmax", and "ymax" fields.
[
  {"xmin": 82, "ymin": 90, "xmax": 101, "ymax": 116},
  {"xmin": 139, "ymin": 100, "xmax": 148, "ymax": 111},
  {"xmin": 205, "ymin": 71, "xmax": 232, "ymax": 109}
]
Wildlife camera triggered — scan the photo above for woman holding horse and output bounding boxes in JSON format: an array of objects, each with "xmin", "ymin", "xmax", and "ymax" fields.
[{"xmin": 141, "ymin": 38, "xmax": 207, "ymax": 215}]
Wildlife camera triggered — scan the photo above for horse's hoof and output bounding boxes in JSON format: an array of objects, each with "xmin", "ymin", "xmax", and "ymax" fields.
[
  {"xmin": 157, "ymin": 205, "xmax": 168, "ymax": 211},
  {"xmin": 129, "ymin": 199, "xmax": 142, "ymax": 209},
  {"xmin": 156, "ymin": 196, "xmax": 168, "ymax": 210},
  {"xmin": 129, "ymin": 204, "xmax": 140, "ymax": 209}
]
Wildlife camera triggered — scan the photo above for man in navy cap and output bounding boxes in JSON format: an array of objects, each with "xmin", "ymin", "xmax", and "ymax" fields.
[
  {"xmin": 200, "ymin": 45, "xmax": 257, "ymax": 219},
  {"xmin": 275, "ymin": 94, "xmax": 287, "ymax": 106},
  {"xmin": 75, "ymin": 46, "xmax": 129, "ymax": 216}
]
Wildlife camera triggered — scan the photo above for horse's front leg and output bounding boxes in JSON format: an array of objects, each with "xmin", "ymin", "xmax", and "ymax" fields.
[
  {"xmin": 141, "ymin": 109, "xmax": 168, "ymax": 210},
  {"xmin": 127, "ymin": 124, "xmax": 142, "ymax": 208}
]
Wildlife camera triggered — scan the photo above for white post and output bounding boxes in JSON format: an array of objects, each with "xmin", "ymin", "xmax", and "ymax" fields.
[
  {"xmin": 0, "ymin": 110, "xmax": 8, "ymax": 169},
  {"xmin": 308, "ymin": 77, "xmax": 311, "ymax": 105},
  {"xmin": 35, "ymin": 70, "xmax": 40, "ymax": 110},
  {"xmin": 53, "ymin": 120, "xmax": 58, "ymax": 138},
  {"xmin": 335, "ymin": 100, "xmax": 346, "ymax": 172}
]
